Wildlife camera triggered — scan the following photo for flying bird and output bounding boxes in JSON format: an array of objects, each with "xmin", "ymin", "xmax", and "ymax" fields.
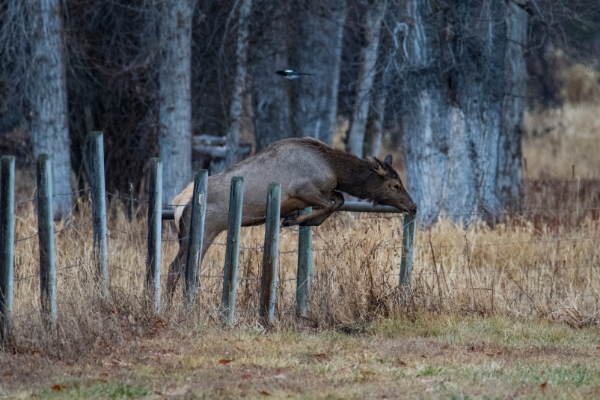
[{"xmin": 276, "ymin": 70, "xmax": 315, "ymax": 79}]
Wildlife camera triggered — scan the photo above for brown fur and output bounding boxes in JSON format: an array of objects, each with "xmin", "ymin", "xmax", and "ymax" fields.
[{"xmin": 167, "ymin": 138, "xmax": 416, "ymax": 297}]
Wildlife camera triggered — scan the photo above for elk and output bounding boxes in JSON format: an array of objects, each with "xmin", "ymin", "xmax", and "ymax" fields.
[{"xmin": 167, "ymin": 137, "xmax": 416, "ymax": 296}]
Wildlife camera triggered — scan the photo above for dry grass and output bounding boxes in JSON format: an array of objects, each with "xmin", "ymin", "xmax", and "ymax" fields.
[
  {"xmin": 523, "ymin": 103, "xmax": 600, "ymax": 180},
  {"xmin": 7, "ymin": 188, "xmax": 600, "ymax": 349}
]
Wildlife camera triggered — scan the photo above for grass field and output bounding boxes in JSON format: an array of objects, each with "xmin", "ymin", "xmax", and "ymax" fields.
[
  {"xmin": 2, "ymin": 101, "xmax": 600, "ymax": 398},
  {"xmin": 3, "ymin": 315, "xmax": 600, "ymax": 399}
]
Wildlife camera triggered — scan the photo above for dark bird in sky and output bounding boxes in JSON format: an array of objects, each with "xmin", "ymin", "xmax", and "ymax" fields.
[{"xmin": 276, "ymin": 70, "xmax": 315, "ymax": 79}]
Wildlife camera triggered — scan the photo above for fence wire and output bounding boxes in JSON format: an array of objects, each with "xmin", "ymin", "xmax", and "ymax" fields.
[
  {"xmin": 8, "ymin": 190, "xmax": 600, "ymax": 326},
  {"xmin": 15, "ymin": 187, "xmax": 91, "ymax": 207},
  {"xmin": 106, "ymin": 191, "xmax": 149, "ymax": 204}
]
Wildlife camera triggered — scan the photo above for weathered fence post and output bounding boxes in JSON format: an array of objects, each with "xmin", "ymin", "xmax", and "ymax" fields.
[
  {"xmin": 37, "ymin": 155, "xmax": 57, "ymax": 332},
  {"xmin": 399, "ymin": 213, "xmax": 416, "ymax": 293},
  {"xmin": 259, "ymin": 183, "xmax": 281, "ymax": 325},
  {"xmin": 296, "ymin": 207, "xmax": 313, "ymax": 317},
  {"xmin": 184, "ymin": 169, "xmax": 208, "ymax": 306},
  {"xmin": 221, "ymin": 176, "xmax": 244, "ymax": 324},
  {"xmin": 89, "ymin": 132, "xmax": 109, "ymax": 298},
  {"xmin": 146, "ymin": 158, "xmax": 163, "ymax": 313},
  {"xmin": 0, "ymin": 156, "xmax": 15, "ymax": 343}
]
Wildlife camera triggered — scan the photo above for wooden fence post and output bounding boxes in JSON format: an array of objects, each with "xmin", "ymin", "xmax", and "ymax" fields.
[
  {"xmin": 221, "ymin": 176, "xmax": 244, "ymax": 324},
  {"xmin": 259, "ymin": 183, "xmax": 280, "ymax": 325},
  {"xmin": 296, "ymin": 207, "xmax": 313, "ymax": 317},
  {"xmin": 89, "ymin": 132, "xmax": 109, "ymax": 298},
  {"xmin": 0, "ymin": 156, "xmax": 15, "ymax": 343},
  {"xmin": 37, "ymin": 155, "xmax": 57, "ymax": 332},
  {"xmin": 184, "ymin": 169, "xmax": 208, "ymax": 306},
  {"xmin": 146, "ymin": 158, "xmax": 163, "ymax": 313},
  {"xmin": 399, "ymin": 213, "xmax": 416, "ymax": 293}
]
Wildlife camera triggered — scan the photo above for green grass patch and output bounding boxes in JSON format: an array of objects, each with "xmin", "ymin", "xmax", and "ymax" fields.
[
  {"xmin": 374, "ymin": 313, "xmax": 600, "ymax": 348},
  {"xmin": 36, "ymin": 381, "xmax": 149, "ymax": 400}
]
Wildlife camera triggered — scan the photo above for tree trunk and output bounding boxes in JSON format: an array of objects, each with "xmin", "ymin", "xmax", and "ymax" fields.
[
  {"xmin": 400, "ymin": 0, "xmax": 506, "ymax": 225},
  {"xmin": 367, "ymin": 85, "xmax": 386, "ymax": 158},
  {"xmin": 288, "ymin": 0, "xmax": 347, "ymax": 145},
  {"xmin": 347, "ymin": 0, "xmax": 387, "ymax": 158},
  {"xmin": 0, "ymin": 1, "xmax": 28, "ymax": 135},
  {"xmin": 250, "ymin": 0, "xmax": 294, "ymax": 151},
  {"xmin": 27, "ymin": 0, "xmax": 72, "ymax": 218},
  {"xmin": 225, "ymin": 0, "xmax": 253, "ymax": 170},
  {"xmin": 497, "ymin": 0, "xmax": 528, "ymax": 210},
  {"xmin": 159, "ymin": 0, "xmax": 194, "ymax": 204}
]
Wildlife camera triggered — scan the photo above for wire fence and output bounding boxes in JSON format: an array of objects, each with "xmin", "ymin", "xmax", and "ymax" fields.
[
  {"xmin": 3, "ymin": 143, "xmax": 600, "ymax": 338},
  {"xmin": 11, "ymin": 195, "xmax": 600, "ymax": 262},
  {"xmin": 10, "ymin": 192, "xmax": 600, "ymax": 296}
]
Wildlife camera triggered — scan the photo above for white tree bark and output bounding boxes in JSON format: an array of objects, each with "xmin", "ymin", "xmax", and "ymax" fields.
[
  {"xmin": 159, "ymin": 0, "xmax": 194, "ymax": 204},
  {"xmin": 368, "ymin": 86, "xmax": 386, "ymax": 158},
  {"xmin": 225, "ymin": 0, "xmax": 253, "ymax": 170},
  {"xmin": 497, "ymin": 0, "xmax": 529, "ymax": 210},
  {"xmin": 400, "ymin": 0, "xmax": 506, "ymax": 225},
  {"xmin": 27, "ymin": 0, "xmax": 72, "ymax": 217},
  {"xmin": 347, "ymin": 0, "xmax": 387, "ymax": 158},
  {"xmin": 250, "ymin": 0, "xmax": 294, "ymax": 151}
]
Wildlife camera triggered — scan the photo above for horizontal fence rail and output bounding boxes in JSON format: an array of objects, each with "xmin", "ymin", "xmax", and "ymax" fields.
[{"xmin": 160, "ymin": 202, "xmax": 403, "ymax": 220}]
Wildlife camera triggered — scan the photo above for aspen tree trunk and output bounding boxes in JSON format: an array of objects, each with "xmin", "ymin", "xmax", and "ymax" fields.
[
  {"xmin": 400, "ymin": 0, "xmax": 506, "ymax": 225},
  {"xmin": 250, "ymin": 0, "xmax": 294, "ymax": 151},
  {"xmin": 225, "ymin": 0, "xmax": 253, "ymax": 170},
  {"xmin": 288, "ymin": 0, "xmax": 347, "ymax": 145},
  {"xmin": 159, "ymin": 0, "xmax": 194, "ymax": 203},
  {"xmin": 497, "ymin": 0, "xmax": 529, "ymax": 210},
  {"xmin": 347, "ymin": 0, "xmax": 387, "ymax": 158},
  {"xmin": 28, "ymin": 0, "xmax": 72, "ymax": 218},
  {"xmin": 368, "ymin": 85, "xmax": 386, "ymax": 158}
]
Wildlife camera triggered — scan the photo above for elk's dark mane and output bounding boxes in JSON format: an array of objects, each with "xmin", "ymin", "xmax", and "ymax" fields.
[{"xmin": 295, "ymin": 138, "xmax": 400, "ymax": 203}]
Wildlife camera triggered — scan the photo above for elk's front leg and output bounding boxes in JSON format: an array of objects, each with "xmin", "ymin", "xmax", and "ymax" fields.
[
  {"xmin": 299, "ymin": 191, "xmax": 345, "ymax": 226},
  {"xmin": 282, "ymin": 190, "xmax": 344, "ymax": 227}
]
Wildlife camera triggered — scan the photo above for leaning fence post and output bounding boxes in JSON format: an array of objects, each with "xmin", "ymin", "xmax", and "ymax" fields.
[
  {"xmin": 146, "ymin": 158, "xmax": 163, "ymax": 313},
  {"xmin": 399, "ymin": 213, "xmax": 416, "ymax": 293},
  {"xmin": 89, "ymin": 132, "xmax": 109, "ymax": 298},
  {"xmin": 184, "ymin": 169, "xmax": 208, "ymax": 306},
  {"xmin": 296, "ymin": 207, "xmax": 313, "ymax": 317},
  {"xmin": 221, "ymin": 176, "xmax": 244, "ymax": 324},
  {"xmin": 259, "ymin": 183, "xmax": 281, "ymax": 325},
  {"xmin": 37, "ymin": 155, "xmax": 57, "ymax": 332},
  {"xmin": 0, "ymin": 156, "xmax": 15, "ymax": 343}
]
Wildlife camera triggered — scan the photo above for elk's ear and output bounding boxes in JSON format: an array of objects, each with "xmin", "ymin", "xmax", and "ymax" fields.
[
  {"xmin": 373, "ymin": 158, "xmax": 387, "ymax": 177},
  {"xmin": 384, "ymin": 154, "xmax": 393, "ymax": 166}
]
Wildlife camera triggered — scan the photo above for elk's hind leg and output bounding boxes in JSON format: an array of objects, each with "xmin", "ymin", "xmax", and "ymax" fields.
[{"xmin": 166, "ymin": 205, "xmax": 191, "ymax": 301}]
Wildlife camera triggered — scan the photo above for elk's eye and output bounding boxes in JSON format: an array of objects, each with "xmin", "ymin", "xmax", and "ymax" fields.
[{"xmin": 393, "ymin": 184, "xmax": 400, "ymax": 190}]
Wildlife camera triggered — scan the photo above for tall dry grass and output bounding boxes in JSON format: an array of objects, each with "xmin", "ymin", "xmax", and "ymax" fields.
[
  {"xmin": 7, "ymin": 188, "xmax": 600, "ymax": 353},
  {"xmin": 523, "ymin": 104, "xmax": 600, "ymax": 180}
]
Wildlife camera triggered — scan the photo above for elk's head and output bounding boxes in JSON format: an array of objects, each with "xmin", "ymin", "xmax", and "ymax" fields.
[{"xmin": 370, "ymin": 155, "xmax": 417, "ymax": 215}]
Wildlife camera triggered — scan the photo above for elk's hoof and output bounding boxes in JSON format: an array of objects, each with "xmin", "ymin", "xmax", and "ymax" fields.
[{"xmin": 281, "ymin": 218, "xmax": 296, "ymax": 228}]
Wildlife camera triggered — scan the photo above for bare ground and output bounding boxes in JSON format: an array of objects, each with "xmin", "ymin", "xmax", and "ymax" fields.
[{"xmin": 2, "ymin": 314, "xmax": 600, "ymax": 399}]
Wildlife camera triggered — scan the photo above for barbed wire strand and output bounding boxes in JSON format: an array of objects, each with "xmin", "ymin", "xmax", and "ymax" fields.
[
  {"xmin": 14, "ymin": 262, "xmax": 87, "ymax": 282},
  {"xmin": 106, "ymin": 191, "xmax": 149, "ymax": 204},
  {"xmin": 15, "ymin": 187, "xmax": 91, "ymax": 207},
  {"xmin": 408, "ymin": 234, "xmax": 600, "ymax": 250}
]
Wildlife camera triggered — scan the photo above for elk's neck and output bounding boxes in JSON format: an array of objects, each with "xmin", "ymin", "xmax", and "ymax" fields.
[{"xmin": 329, "ymin": 154, "xmax": 379, "ymax": 200}]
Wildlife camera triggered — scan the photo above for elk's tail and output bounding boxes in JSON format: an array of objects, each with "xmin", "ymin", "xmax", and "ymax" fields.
[{"xmin": 172, "ymin": 182, "xmax": 194, "ymax": 233}]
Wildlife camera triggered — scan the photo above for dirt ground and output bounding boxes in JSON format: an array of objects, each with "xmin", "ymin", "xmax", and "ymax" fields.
[{"xmin": 1, "ymin": 314, "xmax": 600, "ymax": 399}]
